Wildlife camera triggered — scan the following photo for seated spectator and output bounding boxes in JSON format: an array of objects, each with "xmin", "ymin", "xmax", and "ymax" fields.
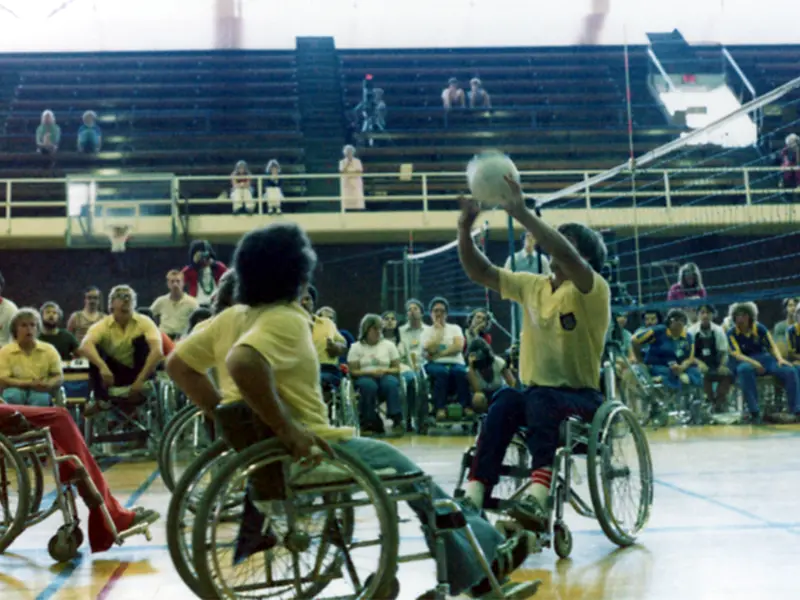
[
  {"xmin": 398, "ymin": 299, "xmax": 429, "ymax": 372},
  {"xmin": 467, "ymin": 338, "xmax": 515, "ymax": 413},
  {"xmin": 607, "ymin": 310, "xmax": 633, "ymax": 380},
  {"xmin": 631, "ymin": 309, "xmax": 702, "ymax": 390},
  {"xmin": 0, "ymin": 308, "xmax": 63, "ymax": 406},
  {"xmin": 347, "ymin": 314, "xmax": 403, "ymax": 434},
  {"xmin": 465, "ymin": 308, "xmax": 493, "ymax": 347},
  {"xmin": 316, "ymin": 306, "xmax": 355, "ymax": 354},
  {"xmin": 773, "ymin": 297, "xmax": 798, "ymax": 357},
  {"xmin": 150, "ymin": 270, "xmax": 199, "ymax": 339},
  {"xmin": 667, "ymin": 262, "xmax": 706, "ymax": 302},
  {"xmin": 0, "ymin": 407, "xmax": 158, "ymax": 552},
  {"xmin": 422, "ymin": 296, "xmax": 471, "ymax": 420},
  {"xmin": 181, "ymin": 240, "xmax": 228, "ymax": 305},
  {"xmin": 66, "ymin": 286, "xmax": 105, "ymax": 344},
  {"xmin": 688, "ymin": 304, "xmax": 732, "ymax": 411},
  {"xmin": 79, "ymin": 285, "xmax": 163, "ymax": 412},
  {"xmin": 36, "ymin": 109, "xmax": 61, "ymax": 155},
  {"xmin": 727, "ymin": 301, "xmax": 800, "ymax": 424},
  {"xmin": 382, "ymin": 310, "xmax": 416, "ymax": 430},
  {"xmin": 39, "ymin": 302, "xmax": 79, "ymax": 360},
  {"xmin": 468, "ymin": 78, "xmax": 492, "ymax": 109},
  {"xmin": 77, "ymin": 110, "xmax": 102, "ymax": 153},
  {"xmin": 0, "ymin": 270, "xmax": 19, "ymax": 347},
  {"xmin": 300, "ymin": 285, "xmax": 347, "ymax": 389},
  {"xmin": 231, "ymin": 160, "xmax": 254, "ymax": 215},
  {"xmin": 442, "ymin": 77, "xmax": 466, "ymax": 110},
  {"xmin": 781, "ymin": 133, "xmax": 799, "ymax": 190},
  {"xmin": 264, "ymin": 159, "xmax": 284, "ymax": 215}
]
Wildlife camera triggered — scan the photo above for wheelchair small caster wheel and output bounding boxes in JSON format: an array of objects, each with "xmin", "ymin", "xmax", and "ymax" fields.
[
  {"xmin": 48, "ymin": 525, "xmax": 83, "ymax": 562},
  {"xmin": 364, "ymin": 574, "xmax": 400, "ymax": 599},
  {"xmin": 553, "ymin": 523, "xmax": 572, "ymax": 559}
]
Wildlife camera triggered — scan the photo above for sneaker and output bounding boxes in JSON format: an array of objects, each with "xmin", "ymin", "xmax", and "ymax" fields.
[
  {"xmin": 771, "ymin": 412, "xmax": 798, "ymax": 424},
  {"xmin": 83, "ymin": 399, "xmax": 111, "ymax": 417},
  {"xmin": 508, "ymin": 495, "xmax": 549, "ymax": 533},
  {"xmin": 128, "ymin": 507, "xmax": 160, "ymax": 529},
  {"xmin": 435, "ymin": 409, "xmax": 447, "ymax": 421},
  {"xmin": 469, "ymin": 531, "xmax": 534, "ymax": 597}
]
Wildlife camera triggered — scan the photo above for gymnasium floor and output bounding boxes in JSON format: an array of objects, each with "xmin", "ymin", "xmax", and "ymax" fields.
[{"xmin": 2, "ymin": 424, "xmax": 799, "ymax": 600}]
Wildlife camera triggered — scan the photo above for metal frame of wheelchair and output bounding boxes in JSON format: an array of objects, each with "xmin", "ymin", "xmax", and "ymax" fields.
[
  {"xmin": 0, "ymin": 428, "xmax": 154, "ymax": 561},
  {"xmin": 167, "ymin": 437, "xmax": 540, "ymax": 600}
]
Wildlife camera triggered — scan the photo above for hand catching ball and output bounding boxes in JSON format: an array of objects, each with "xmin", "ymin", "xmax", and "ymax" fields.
[{"xmin": 466, "ymin": 150, "xmax": 521, "ymax": 209}]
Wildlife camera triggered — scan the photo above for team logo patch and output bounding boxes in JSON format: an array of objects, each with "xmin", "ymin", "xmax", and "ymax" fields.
[{"xmin": 560, "ymin": 312, "xmax": 577, "ymax": 331}]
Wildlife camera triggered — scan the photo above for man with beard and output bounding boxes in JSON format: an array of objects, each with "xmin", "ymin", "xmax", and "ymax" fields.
[
  {"xmin": 39, "ymin": 302, "xmax": 80, "ymax": 360},
  {"xmin": 181, "ymin": 240, "xmax": 228, "ymax": 305},
  {"xmin": 67, "ymin": 286, "xmax": 105, "ymax": 343}
]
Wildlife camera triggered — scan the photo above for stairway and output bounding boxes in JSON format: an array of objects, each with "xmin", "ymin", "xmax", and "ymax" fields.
[{"xmin": 295, "ymin": 37, "xmax": 348, "ymax": 211}]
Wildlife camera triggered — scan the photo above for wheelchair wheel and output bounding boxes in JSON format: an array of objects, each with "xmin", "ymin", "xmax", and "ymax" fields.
[
  {"xmin": 167, "ymin": 439, "xmax": 236, "ymax": 596},
  {"xmin": 158, "ymin": 404, "xmax": 198, "ymax": 482},
  {"xmin": 0, "ymin": 433, "xmax": 32, "ymax": 553},
  {"xmin": 587, "ymin": 402, "xmax": 653, "ymax": 548},
  {"xmin": 621, "ymin": 371, "xmax": 653, "ymax": 426},
  {"xmin": 192, "ymin": 439, "xmax": 399, "ymax": 599},
  {"xmin": 161, "ymin": 407, "xmax": 214, "ymax": 493},
  {"xmin": 24, "ymin": 452, "xmax": 45, "ymax": 517}
]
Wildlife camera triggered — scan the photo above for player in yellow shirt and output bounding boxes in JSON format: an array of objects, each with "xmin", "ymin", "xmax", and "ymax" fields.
[
  {"xmin": 166, "ymin": 223, "xmax": 537, "ymax": 598},
  {"xmin": 457, "ymin": 176, "xmax": 610, "ymax": 533}
]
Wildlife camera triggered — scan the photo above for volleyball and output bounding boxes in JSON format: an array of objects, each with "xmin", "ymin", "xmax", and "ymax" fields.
[{"xmin": 466, "ymin": 150, "xmax": 521, "ymax": 208}]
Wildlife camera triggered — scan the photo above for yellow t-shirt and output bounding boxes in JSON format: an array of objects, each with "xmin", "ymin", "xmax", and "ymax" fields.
[
  {"xmin": 499, "ymin": 269, "xmax": 610, "ymax": 390},
  {"xmin": 174, "ymin": 302, "xmax": 353, "ymax": 441},
  {"xmin": 0, "ymin": 340, "xmax": 62, "ymax": 382},
  {"xmin": 312, "ymin": 316, "xmax": 346, "ymax": 366},
  {"xmin": 84, "ymin": 314, "xmax": 162, "ymax": 368}
]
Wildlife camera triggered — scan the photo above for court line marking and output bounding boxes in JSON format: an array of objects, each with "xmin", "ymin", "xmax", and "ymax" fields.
[{"xmin": 34, "ymin": 466, "xmax": 159, "ymax": 600}]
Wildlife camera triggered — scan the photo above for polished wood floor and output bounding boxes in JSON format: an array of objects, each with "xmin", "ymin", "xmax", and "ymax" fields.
[{"xmin": 2, "ymin": 424, "xmax": 799, "ymax": 599}]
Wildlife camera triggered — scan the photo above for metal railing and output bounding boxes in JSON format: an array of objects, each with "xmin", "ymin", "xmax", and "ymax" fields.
[{"xmin": 0, "ymin": 165, "xmax": 797, "ymax": 231}]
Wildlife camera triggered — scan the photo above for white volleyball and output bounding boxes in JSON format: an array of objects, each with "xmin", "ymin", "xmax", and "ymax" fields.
[{"xmin": 466, "ymin": 151, "xmax": 521, "ymax": 208}]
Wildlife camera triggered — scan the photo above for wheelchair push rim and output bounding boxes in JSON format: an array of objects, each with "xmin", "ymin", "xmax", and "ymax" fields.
[
  {"xmin": 0, "ymin": 432, "xmax": 32, "ymax": 554},
  {"xmin": 587, "ymin": 402, "xmax": 653, "ymax": 548},
  {"xmin": 161, "ymin": 406, "xmax": 215, "ymax": 493},
  {"xmin": 191, "ymin": 439, "xmax": 399, "ymax": 599}
]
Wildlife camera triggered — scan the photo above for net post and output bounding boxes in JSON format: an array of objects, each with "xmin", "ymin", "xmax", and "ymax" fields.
[
  {"xmin": 663, "ymin": 171, "xmax": 672, "ymax": 209},
  {"xmin": 421, "ymin": 174, "xmax": 429, "ymax": 212},
  {"xmin": 743, "ymin": 169, "xmax": 752, "ymax": 205}
]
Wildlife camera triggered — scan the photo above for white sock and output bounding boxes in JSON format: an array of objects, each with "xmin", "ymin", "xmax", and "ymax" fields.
[
  {"xmin": 529, "ymin": 483, "xmax": 549, "ymax": 507},
  {"xmin": 464, "ymin": 480, "xmax": 485, "ymax": 509}
]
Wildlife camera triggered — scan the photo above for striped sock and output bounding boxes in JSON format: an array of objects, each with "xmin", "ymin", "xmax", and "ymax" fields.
[{"xmin": 529, "ymin": 467, "xmax": 553, "ymax": 506}]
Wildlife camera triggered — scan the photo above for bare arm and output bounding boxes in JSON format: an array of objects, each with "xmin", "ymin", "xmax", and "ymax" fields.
[
  {"xmin": 439, "ymin": 336, "xmax": 464, "ymax": 358},
  {"xmin": 78, "ymin": 337, "xmax": 110, "ymax": 372},
  {"xmin": 467, "ymin": 365, "xmax": 482, "ymax": 394},
  {"xmin": 502, "ymin": 367, "xmax": 516, "ymax": 388},
  {"xmin": 0, "ymin": 376, "xmax": 30, "ymax": 388},
  {"xmin": 133, "ymin": 338, "xmax": 164, "ymax": 386},
  {"xmin": 348, "ymin": 359, "xmax": 371, "ymax": 378},
  {"xmin": 165, "ymin": 354, "xmax": 221, "ymax": 416},
  {"xmin": 457, "ymin": 197, "xmax": 501, "ymax": 292},
  {"xmin": 66, "ymin": 313, "xmax": 77, "ymax": 334}
]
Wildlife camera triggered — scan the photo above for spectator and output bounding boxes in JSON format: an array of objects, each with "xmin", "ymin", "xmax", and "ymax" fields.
[
  {"xmin": 181, "ymin": 240, "xmax": 228, "ymax": 305},
  {"xmin": 77, "ymin": 110, "xmax": 102, "ymax": 153},
  {"xmin": 631, "ymin": 309, "xmax": 702, "ymax": 390},
  {"xmin": 607, "ymin": 310, "xmax": 633, "ymax": 357},
  {"xmin": 505, "ymin": 232, "xmax": 551, "ymax": 336},
  {"xmin": 66, "ymin": 286, "xmax": 104, "ymax": 344},
  {"xmin": 398, "ymin": 299, "xmax": 429, "ymax": 429},
  {"xmin": 727, "ymin": 301, "xmax": 800, "ymax": 424},
  {"xmin": 422, "ymin": 296, "xmax": 471, "ymax": 420},
  {"xmin": 264, "ymin": 159, "xmax": 283, "ymax": 215},
  {"xmin": 38, "ymin": 302, "xmax": 79, "ymax": 360},
  {"xmin": 787, "ymin": 305, "xmax": 800, "ymax": 365},
  {"xmin": 347, "ymin": 313, "xmax": 403, "ymax": 435},
  {"xmin": 466, "ymin": 338, "xmax": 515, "ymax": 413},
  {"xmin": 468, "ymin": 78, "xmax": 492, "ymax": 109},
  {"xmin": 667, "ymin": 262, "xmax": 706, "ymax": 301},
  {"xmin": 465, "ymin": 308, "xmax": 493, "ymax": 347},
  {"xmin": 339, "ymin": 145, "xmax": 365, "ymax": 211},
  {"xmin": 773, "ymin": 297, "xmax": 798, "ymax": 357},
  {"xmin": 441, "ymin": 77, "xmax": 466, "ymax": 110},
  {"xmin": 0, "ymin": 308, "xmax": 63, "ymax": 406},
  {"xmin": 0, "ymin": 270, "xmax": 19, "ymax": 346},
  {"xmin": 210, "ymin": 268, "xmax": 236, "ymax": 315},
  {"xmin": 231, "ymin": 160, "xmax": 254, "ymax": 215},
  {"xmin": 187, "ymin": 307, "xmax": 213, "ymax": 335},
  {"xmin": 780, "ymin": 133, "xmax": 799, "ymax": 191},
  {"xmin": 150, "ymin": 270, "xmax": 199, "ymax": 339},
  {"xmin": 372, "ymin": 88, "xmax": 387, "ymax": 131},
  {"xmin": 383, "ymin": 309, "xmax": 418, "ymax": 431},
  {"xmin": 36, "ymin": 109, "xmax": 61, "ymax": 155},
  {"xmin": 688, "ymin": 304, "xmax": 732, "ymax": 411},
  {"xmin": 135, "ymin": 308, "xmax": 176, "ymax": 357},
  {"xmin": 299, "ymin": 285, "xmax": 347, "ymax": 390}
]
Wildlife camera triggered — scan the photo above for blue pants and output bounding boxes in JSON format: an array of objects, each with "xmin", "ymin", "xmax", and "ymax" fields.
[
  {"xmin": 424, "ymin": 362, "xmax": 471, "ymax": 410},
  {"xmin": 730, "ymin": 353, "xmax": 800, "ymax": 415},
  {"xmin": 401, "ymin": 370, "xmax": 417, "ymax": 422},
  {"xmin": 343, "ymin": 437, "xmax": 503, "ymax": 595},
  {"xmin": 648, "ymin": 364, "xmax": 703, "ymax": 389},
  {"xmin": 320, "ymin": 366, "xmax": 342, "ymax": 389},
  {"xmin": 2, "ymin": 388, "xmax": 51, "ymax": 407},
  {"xmin": 355, "ymin": 375, "xmax": 401, "ymax": 423},
  {"xmin": 470, "ymin": 388, "xmax": 525, "ymax": 489}
]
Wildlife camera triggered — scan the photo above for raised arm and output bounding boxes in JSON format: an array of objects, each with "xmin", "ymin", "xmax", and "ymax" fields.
[{"xmin": 457, "ymin": 196, "xmax": 501, "ymax": 293}]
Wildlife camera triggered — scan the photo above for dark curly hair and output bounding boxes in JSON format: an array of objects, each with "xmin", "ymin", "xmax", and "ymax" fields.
[
  {"xmin": 233, "ymin": 223, "xmax": 317, "ymax": 306},
  {"xmin": 212, "ymin": 269, "xmax": 237, "ymax": 314},
  {"xmin": 188, "ymin": 307, "xmax": 213, "ymax": 332},
  {"xmin": 557, "ymin": 223, "xmax": 607, "ymax": 273}
]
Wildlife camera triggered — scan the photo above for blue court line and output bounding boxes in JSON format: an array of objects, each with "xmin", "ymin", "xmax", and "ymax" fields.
[
  {"xmin": 39, "ymin": 457, "xmax": 120, "ymax": 509},
  {"xmin": 35, "ymin": 466, "xmax": 159, "ymax": 600},
  {"xmin": 654, "ymin": 478, "xmax": 775, "ymax": 525}
]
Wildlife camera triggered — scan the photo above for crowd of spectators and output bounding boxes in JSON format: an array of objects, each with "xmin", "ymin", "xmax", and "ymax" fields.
[{"xmin": 35, "ymin": 109, "xmax": 102, "ymax": 157}]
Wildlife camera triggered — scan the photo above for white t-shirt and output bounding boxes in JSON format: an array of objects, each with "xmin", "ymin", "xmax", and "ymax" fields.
[
  {"xmin": 347, "ymin": 339, "xmax": 400, "ymax": 373},
  {"xmin": 0, "ymin": 298, "xmax": 19, "ymax": 346},
  {"xmin": 150, "ymin": 293, "xmax": 199, "ymax": 336},
  {"xmin": 422, "ymin": 323, "xmax": 466, "ymax": 365},
  {"xmin": 398, "ymin": 323, "xmax": 429, "ymax": 368},
  {"xmin": 195, "ymin": 266, "xmax": 218, "ymax": 305},
  {"xmin": 474, "ymin": 355, "xmax": 508, "ymax": 391}
]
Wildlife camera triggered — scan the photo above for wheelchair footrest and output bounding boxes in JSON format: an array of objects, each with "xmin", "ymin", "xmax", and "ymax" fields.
[
  {"xmin": 434, "ymin": 509, "xmax": 467, "ymax": 531},
  {"xmin": 500, "ymin": 580, "xmax": 542, "ymax": 599}
]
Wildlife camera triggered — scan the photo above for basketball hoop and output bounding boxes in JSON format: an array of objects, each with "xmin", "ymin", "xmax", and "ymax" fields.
[{"xmin": 106, "ymin": 224, "xmax": 132, "ymax": 253}]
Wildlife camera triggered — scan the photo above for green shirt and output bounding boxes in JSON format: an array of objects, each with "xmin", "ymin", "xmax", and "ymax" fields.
[{"xmin": 36, "ymin": 123, "xmax": 61, "ymax": 146}]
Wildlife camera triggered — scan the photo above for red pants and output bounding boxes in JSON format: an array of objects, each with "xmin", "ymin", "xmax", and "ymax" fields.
[{"xmin": 0, "ymin": 405, "xmax": 136, "ymax": 552}]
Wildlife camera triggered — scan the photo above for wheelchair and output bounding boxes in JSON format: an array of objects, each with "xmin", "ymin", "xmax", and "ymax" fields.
[
  {"xmin": 338, "ymin": 370, "xmax": 415, "ymax": 437},
  {"xmin": 0, "ymin": 422, "xmax": 155, "ymax": 561},
  {"xmin": 621, "ymin": 360, "xmax": 707, "ymax": 427},
  {"xmin": 454, "ymin": 362, "xmax": 654, "ymax": 559},
  {"xmin": 159, "ymin": 404, "xmax": 216, "ymax": 492}
]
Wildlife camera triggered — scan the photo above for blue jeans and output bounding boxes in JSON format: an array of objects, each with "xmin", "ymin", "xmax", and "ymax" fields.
[
  {"xmin": 355, "ymin": 375, "xmax": 401, "ymax": 424},
  {"xmin": 471, "ymin": 388, "xmax": 526, "ymax": 490},
  {"xmin": 648, "ymin": 364, "xmax": 703, "ymax": 389},
  {"xmin": 342, "ymin": 437, "xmax": 503, "ymax": 595},
  {"xmin": 2, "ymin": 387, "xmax": 51, "ymax": 407},
  {"xmin": 730, "ymin": 353, "xmax": 800, "ymax": 415},
  {"xmin": 424, "ymin": 362, "xmax": 471, "ymax": 410},
  {"xmin": 401, "ymin": 370, "xmax": 417, "ymax": 423}
]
